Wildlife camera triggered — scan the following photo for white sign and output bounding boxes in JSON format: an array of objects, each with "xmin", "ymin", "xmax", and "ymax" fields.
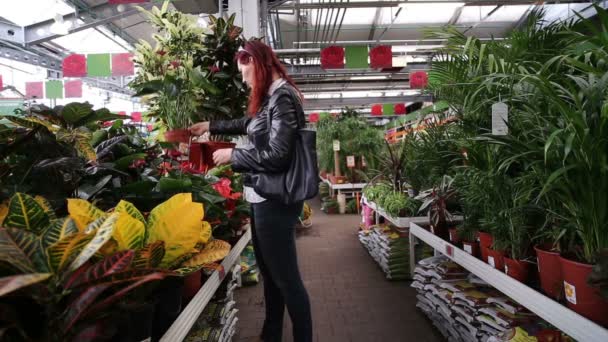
[
  {"xmin": 492, "ymin": 102, "xmax": 509, "ymax": 135},
  {"xmin": 564, "ymin": 281, "xmax": 577, "ymax": 304},
  {"xmin": 464, "ymin": 244, "xmax": 473, "ymax": 254},
  {"xmin": 333, "ymin": 140, "xmax": 340, "ymax": 151},
  {"xmin": 346, "ymin": 156, "xmax": 355, "ymax": 168},
  {"xmin": 488, "ymin": 256, "xmax": 496, "ymax": 268},
  {"xmin": 361, "ymin": 156, "xmax": 367, "ymax": 167}
]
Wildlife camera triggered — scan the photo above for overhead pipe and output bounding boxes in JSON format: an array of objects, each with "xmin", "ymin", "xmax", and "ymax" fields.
[{"xmin": 331, "ymin": 0, "xmax": 349, "ymax": 42}]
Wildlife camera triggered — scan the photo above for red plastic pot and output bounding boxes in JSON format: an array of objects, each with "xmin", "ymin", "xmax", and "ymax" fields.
[
  {"xmin": 534, "ymin": 245, "xmax": 563, "ymax": 300},
  {"xmin": 486, "ymin": 248, "xmax": 505, "ymax": 271},
  {"xmin": 182, "ymin": 270, "xmax": 203, "ymax": 304},
  {"xmin": 477, "ymin": 231, "xmax": 493, "ymax": 262},
  {"xmin": 201, "ymin": 141, "xmax": 236, "ymax": 169},
  {"xmin": 448, "ymin": 228, "xmax": 460, "ymax": 244},
  {"xmin": 164, "ymin": 129, "xmax": 191, "ymax": 143},
  {"xmin": 462, "ymin": 240, "xmax": 480, "ymax": 258},
  {"xmin": 430, "ymin": 225, "xmax": 449, "ymax": 241},
  {"xmin": 560, "ymin": 256, "xmax": 608, "ymax": 327},
  {"xmin": 504, "ymin": 257, "xmax": 530, "ymax": 283}
]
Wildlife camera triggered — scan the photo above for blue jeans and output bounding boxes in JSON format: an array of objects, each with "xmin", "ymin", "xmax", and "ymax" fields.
[{"xmin": 250, "ymin": 200, "xmax": 312, "ymax": 342}]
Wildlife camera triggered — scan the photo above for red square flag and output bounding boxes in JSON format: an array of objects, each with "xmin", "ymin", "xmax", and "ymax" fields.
[
  {"xmin": 25, "ymin": 82, "xmax": 43, "ymax": 99},
  {"xmin": 64, "ymin": 80, "xmax": 83, "ymax": 98},
  {"xmin": 112, "ymin": 53, "xmax": 135, "ymax": 76},
  {"xmin": 62, "ymin": 54, "xmax": 87, "ymax": 77},
  {"xmin": 131, "ymin": 112, "xmax": 142, "ymax": 122}
]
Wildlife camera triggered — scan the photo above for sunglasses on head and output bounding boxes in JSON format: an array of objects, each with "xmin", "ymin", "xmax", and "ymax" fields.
[{"xmin": 235, "ymin": 50, "xmax": 252, "ymax": 65}]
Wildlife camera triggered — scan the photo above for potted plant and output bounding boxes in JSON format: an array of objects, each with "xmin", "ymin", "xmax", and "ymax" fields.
[
  {"xmin": 379, "ymin": 191, "xmax": 420, "ymax": 218},
  {"xmin": 417, "ymin": 175, "xmax": 459, "ymax": 241},
  {"xmin": 457, "ymin": 222, "xmax": 480, "ymax": 258}
]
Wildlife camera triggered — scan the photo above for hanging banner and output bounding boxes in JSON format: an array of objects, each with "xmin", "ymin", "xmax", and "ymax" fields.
[
  {"xmin": 394, "ymin": 103, "xmax": 407, "ymax": 115},
  {"xmin": 62, "ymin": 54, "xmax": 87, "ymax": 77},
  {"xmin": 410, "ymin": 71, "xmax": 429, "ymax": 89},
  {"xmin": 25, "ymin": 82, "xmax": 43, "ymax": 99},
  {"xmin": 345, "ymin": 45, "xmax": 368, "ymax": 69},
  {"xmin": 87, "ymin": 53, "xmax": 111, "ymax": 77},
  {"xmin": 371, "ymin": 104, "xmax": 382, "ymax": 116},
  {"xmin": 64, "ymin": 80, "xmax": 83, "ymax": 98},
  {"xmin": 320, "ymin": 46, "xmax": 344, "ymax": 69},
  {"xmin": 131, "ymin": 112, "xmax": 142, "ymax": 122},
  {"xmin": 112, "ymin": 53, "xmax": 135, "ymax": 76},
  {"xmin": 308, "ymin": 113, "xmax": 319, "ymax": 123},
  {"xmin": 383, "ymin": 103, "xmax": 395, "ymax": 115},
  {"xmin": 45, "ymin": 80, "xmax": 63, "ymax": 99},
  {"xmin": 370, "ymin": 45, "xmax": 392, "ymax": 69},
  {"xmin": 118, "ymin": 111, "xmax": 127, "ymax": 116}
]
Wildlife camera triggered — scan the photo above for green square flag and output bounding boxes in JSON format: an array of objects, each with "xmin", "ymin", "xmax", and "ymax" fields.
[
  {"xmin": 87, "ymin": 53, "xmax": 111, "ymax": 77},
  {"xmin": 45, "ymin": 80, "xmax": 63, "ymax": 99},
  {"xmin": 383, "ymin": 103, "xmax": 395, "ymax": 115},
  {"xmin": 345, "ymin": 46, "xmax": 368, "ymax": 69}
]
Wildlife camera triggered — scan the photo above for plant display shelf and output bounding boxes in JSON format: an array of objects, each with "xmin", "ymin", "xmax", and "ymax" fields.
[
  {"xmin": 160, "ymin": 226, "xmax": 252, "ymax": 342},
  {"xmin": 322, "ymin": 178, "xmax": 367, "ymax": 198},
  {"xmin": 362, "ymin": 197, "xmax": 429, "ymax": 228},
  {"xmin": 407, "ymin": 223, "xmax": 608, "ymax": 342}
]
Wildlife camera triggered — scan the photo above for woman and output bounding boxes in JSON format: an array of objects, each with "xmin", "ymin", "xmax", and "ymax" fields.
[{"xmin": 189, "ymin": 40, "xmax": 312, "ymax": 342}]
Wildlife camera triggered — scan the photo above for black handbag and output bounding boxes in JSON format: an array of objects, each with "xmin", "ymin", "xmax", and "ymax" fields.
[{"xmin": 252, "ymin": 89, "xmax": 319, "ymax": 205}]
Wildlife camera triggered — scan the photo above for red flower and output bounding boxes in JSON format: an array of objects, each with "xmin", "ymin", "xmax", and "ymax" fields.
[
  {"xmin": 129, "ymin": 159, "xmax": 146, "ymax": 169},
  {"xmin": 209, "ymin": 65, "xmax": 220, "ymax": 73},
  {"xmin": 170, "ymin": 60, "xmax": 181, "ymax": 68},
  {"xmin": 101, "ymin": 121, "xmax": 114, "ymax": 128},
  {"xmin": 157, "ymin": 50, "xmax": 167, "ymax": 56},
  {"xmin": 158, "ymin": 162, "xmax": 172, "ymax": 175},
  {"xmin": 225, "ymin": 199, "xmax": 236, "ymax": 217},
  {"xmin": 179, "ymin": 161, "xmax": 203, "ymax": 174},
  {"xmin": 213, "ymin": 178, "xmax": 242, "ymax": 200},
  {"xmin": 166, "ymin": 149, "xmax": 182, "ymax": 159}
]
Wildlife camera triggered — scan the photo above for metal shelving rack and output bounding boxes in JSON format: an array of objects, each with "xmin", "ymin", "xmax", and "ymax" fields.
[
  {"xmin": 362, "ymin": 196, "xmax": 429, "ymax": 228},
  {"xmin": 160, "ymin": 227, "xmax": 252, "ymax": 342},
  {"xmin": 408, "ymin": 223, "xmax": 608, "ymax": 342}
]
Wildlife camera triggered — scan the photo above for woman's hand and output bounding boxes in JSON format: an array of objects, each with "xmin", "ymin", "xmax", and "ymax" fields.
[
  {"xmin": 189, "ymin": 122, "xmax": 210, "ymax": 136},
  {"xmin": 213, "ymin": 148, "xmax": 233, "ymax": 165}
]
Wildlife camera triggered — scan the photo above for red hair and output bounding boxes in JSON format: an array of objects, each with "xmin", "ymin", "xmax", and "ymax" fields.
[{"xmin": 236, "ymin": 40, "xmax": 303, "ymax": 116}]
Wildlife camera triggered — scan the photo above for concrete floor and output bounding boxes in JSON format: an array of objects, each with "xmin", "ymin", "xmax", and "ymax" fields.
[{"xmin": 234, "ymin": 199, "xmax": 444, "ymax": 342}]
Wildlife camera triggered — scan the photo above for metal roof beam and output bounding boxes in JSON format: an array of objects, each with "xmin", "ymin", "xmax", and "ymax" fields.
[
  {"xmin": 302, "ymin": 94, "xmax": 432, "ymax": 110},
  {"xmin": 278, "ymin": 1, "xmax": 593, "ymax": 9},
  {"xmin": 23, "ymin": 2, "xmax": 153, "ymax": 46}
]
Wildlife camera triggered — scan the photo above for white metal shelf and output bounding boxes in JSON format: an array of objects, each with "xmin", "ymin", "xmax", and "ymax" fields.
[
  {"xmin": 362, "ymin": 197, "xmax": 429, "ymax": 228},
  {"xmin": 322, "ymin": 178, "xmax": 367, "ymax": 190},
  {"xmin": 160, "ymin": 226, "xmax": 252, "ymax": 342},
  {"xmin": 408, "ymin": 223, "xmax": 608, "ymax": 342}
]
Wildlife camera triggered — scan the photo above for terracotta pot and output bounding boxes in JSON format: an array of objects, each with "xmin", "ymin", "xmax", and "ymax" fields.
[
  {"xmin": 534, "ymin": 245, "xmax": 563, "ymax": 300},
  {"xmin": 462, "ymin": 240, "xmax": 480, "ymax": 258},
  {"xmin": 201, "ymin": 141, "xmax": 236, "ymax": 169},
  {"xmin": 477, "ymin": 231, "xmax": 493, "ymax": 263},
  {"xmin": 560, "ymin": 256, "xmax": 608, "ymax": 327},
  {"xmin": 448, "ymin": 228, "xmax": 461, "ymax": 244},
  {"xmin": 504, "ymin": 257, "xmax": 530, "ymax": 283},
  {"xmin": 486, "ymin": 248, "xmax": 505, "ymax": 271},
  {"xmin": 164, "ymin": 128, "xmax": 190, "ymax": 143},
  {"xmin": 188, "ymin": 142, "xmax": 204, "ymax": 171},
  {"xmin": 329, "ymin": 175, "xmax": 347, "ymax": 184}
]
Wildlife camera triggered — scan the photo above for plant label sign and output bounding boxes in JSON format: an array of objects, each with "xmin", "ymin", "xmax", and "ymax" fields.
[
  {"xmin": 445, "ymin": 244, "xmax": 454, "ymax": 257},
  {"xmin": 464, "ymin": 244, "xmax": 473, "ymax": 254},
  {"xmin": 333, "ymin": 140, "xmax": 340, "ymax": 151},
  {"xmin": 564, "ymin": 281, "xmax": 577, "ymax": 304},
  {"xmin": 492, "ymin": 102, "xmax": 509, "ymax": 135},
  {"xmin": 488, "ymin": 256, "xmax": 496, "ymax": 268},
  {"xmin": 346, "ymin": 156, "xmax": 356, "ymax": 168}
]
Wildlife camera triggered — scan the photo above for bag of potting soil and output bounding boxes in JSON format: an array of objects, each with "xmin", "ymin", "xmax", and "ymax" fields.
[
  {"xmin": 453, "ymin": 304, "xmax": 478, "ymax": 323},
  {"xmin": 455, "ymin": 316, "xmax": 480, "ymax": 336},
  {"xmin": 486, "ymin": 297, "xmax": 533, "ymax": 316},
  {"xmin": 479, "ymin": 307, "xmax": 535, "ymax": 328},
  {"xmin": 185, "ymin": 325, "xmax": 223, "ymax": 342},
  {"xmin": 438, "ymin": 280, "xmax": 477, "ymax": 293},
  {"xmin": 453, "ymin": 290, "xmax": 497, "ymax": 307},
  {"xmin": 477, "ymin": 315, "xmax": 509, "ymax": 332},
  {"xmin": 486, "ymin": 327, "xmax": 539, "ymax": 342}
]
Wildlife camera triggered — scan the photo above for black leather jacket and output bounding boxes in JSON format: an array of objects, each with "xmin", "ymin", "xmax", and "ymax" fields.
[{"xmin": 209, "ymin": 84, "xmax": 305, "ymax": 184}]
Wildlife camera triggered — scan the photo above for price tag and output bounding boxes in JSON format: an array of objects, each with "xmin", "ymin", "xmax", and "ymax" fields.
[
  {"xmin": 492, "ymin": 102, "xmax": 509, "ymax": 135},
  {"xmin": 346, "ymin": 156, "xmax": 355, "ymax": 168},
  {"xmin": 537, "ymin": 258, "xmax": 541, "ymax": 273},
  {"xmin": 488, "ymin": 256, "xmax": 495, "ymax": 268},
  {"xmin": 464, "ymin": 244, "xmax": 472, "ymax": 254},
  {"xmin": 445, "ymin": 245, "xmax": 454, "ymax": 257},
  {"xmin": 564, "ymin": 281, "xmax": 577, "ymax": 304},
  {"xmin": 333, "ymin": 140, "xmax": 340, "ymax": 151},
  {"xmin": 218, "ymin": 265, "xmax": 226, "ymax": 281}
]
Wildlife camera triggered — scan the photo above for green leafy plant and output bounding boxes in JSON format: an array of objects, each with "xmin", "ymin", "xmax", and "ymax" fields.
[
  {"xmin": 379, "ymin": 191, "xmax": 421, "ymax": 218},
  {"xmin": 362, "ymin": 183, "xmax": 392, "ymax": 204}
]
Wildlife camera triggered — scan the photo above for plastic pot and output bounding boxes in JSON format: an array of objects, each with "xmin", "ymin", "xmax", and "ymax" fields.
[
  {"xmin": 559, "ymin": 256, "xmax": 608, "ymax": 327},
  {"xmin": 486, "ymin": 248, "xmax": 505, "ymax": 271},
  {"xmin": 448, "ymin": 228, "xmax": 461, "ymax": 244},
  {"xmin": 201, "ymin": 141, "xmax": 236, "ymax": 169},
  {"xmin": 164, "ymin": 129, "xmax": 191, "ymax": 143},
  {"xmin": 504, "ymin": 257, "xmax": 530, "ymax": 283},
  {"xmin": 182, "ymin": 269, "xmax": 203, "ymax": 304},
  {"xmin": 462, "ymin": 240, "xmax": 480, "ymax": 258},
  {"xmin": 152, "ymin": 277, "xmax": 184, "ymax": 341},
  {"xmin": 534, "ymin": 245, "xmax": 563, "ymax": 300},
  {"xmin": 477, "ymin": 231, "xmax": 493, "ymax": 263},
  {"xmin": 430, "ymin": 225, "xmax": 449, "ymax": 241}
]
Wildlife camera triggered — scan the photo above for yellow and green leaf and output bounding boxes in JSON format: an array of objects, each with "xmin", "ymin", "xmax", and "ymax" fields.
[
  {"xmin": 112, "ymin": 213, "xmax": 145, "ymax": 250},
  {"xmin": 114, "ymin": 200, "xmax": 145, "ymax": 224},
  {"xmin": 41, "ymin": 218, "xmax": 78, "ymax": 250},
  {"xmin": 68, "ymin": 199, "xmax": 107, "ymax": 232},
  {"xmin": 0, "ymin": 228, "xmax": 36, "ymax": 273},
  {"xmin": 199, "ymin": 221, "xmax": 212, "ymax": 245},
  {"xmin": 47, "ymin": 233, "xmax": 94, "ymax": 272},
  {"xmin": 133, "ymin": 241, "xmax": 165, "ymax": 269},
  {"xmin": 182, "ymin": 239, "xmax": 231, "ymax": 267},
  {"xmin": 34, "ymin": 196, "xmax": 57, "ymax": 221},
  {"xmin": 69, "ymin": 214, "xmax": 118, "ymax": 272},
  {"xmin": 0, "ymin": 273, "xmax": 52, "ymax": 297},
  {"xmin": 146, "ymin": 193, "xmax": 204, "ymax": 267},
  {"xmin": 0, "ymin": 201, "xmax": 8, "ymax": 226},
  {"xmin": 5, "ymin": 193, "xmax": 50, "ymax": 234},
  {"xmin": 6, "ymin": 228, "xmax": 49, "ymax": 272}
]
